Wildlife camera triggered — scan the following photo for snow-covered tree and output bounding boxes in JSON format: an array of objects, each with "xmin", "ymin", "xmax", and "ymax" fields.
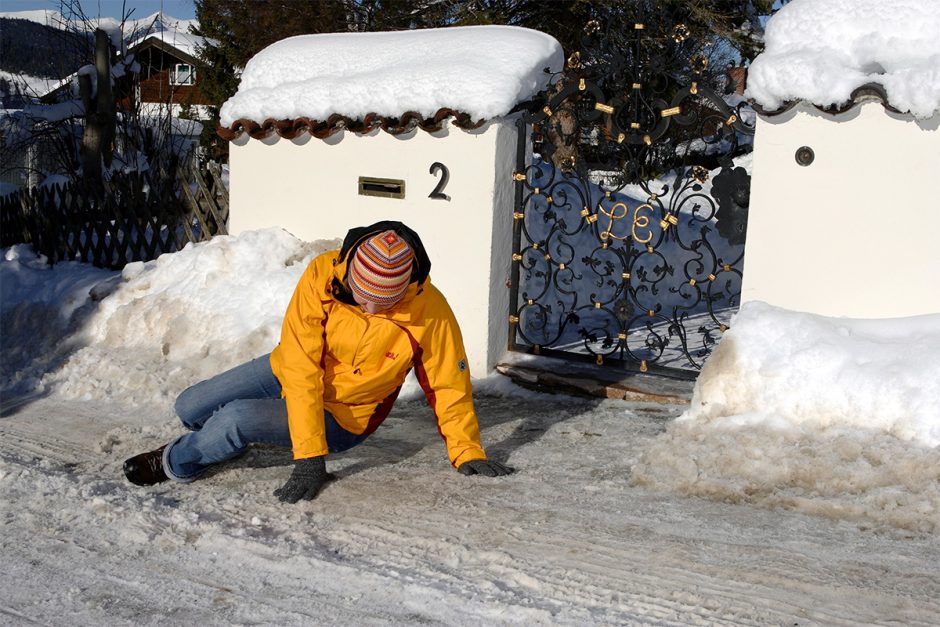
[{"xmin": 0, "ymin": 1, "xmax": 194, "ymax": 189}]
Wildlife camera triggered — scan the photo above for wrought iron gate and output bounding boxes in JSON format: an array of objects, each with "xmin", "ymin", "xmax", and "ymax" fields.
[{"xmin": 509, "ymin": 18, "xmax": 755, "ymax": 378}]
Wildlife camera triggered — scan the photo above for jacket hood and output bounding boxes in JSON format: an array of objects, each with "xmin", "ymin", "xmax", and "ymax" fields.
[
  {"xmin": 331, "ymin": 221, "xmax": 432, "ymax": 306},
  {"xmin": 338, "ymin": 221, "xmax": 431, "ymax": 284}
]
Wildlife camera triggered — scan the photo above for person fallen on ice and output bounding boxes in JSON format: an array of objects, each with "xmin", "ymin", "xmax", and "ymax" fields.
[{"xmin": 123, "ymin": 221, "xmax": 513, "ymax": 501}]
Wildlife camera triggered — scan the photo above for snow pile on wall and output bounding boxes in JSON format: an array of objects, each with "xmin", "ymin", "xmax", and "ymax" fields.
[
  {"xmin": 632, "ymin": 301, "xmax": 940, "ymax": 532},
  {"xmin": 746, "ymin": 0, "xmax": 940, "ymax": 118},
  {"xmin": 219, "ymin": 25, "xmax": 564, "ymax": 126}
]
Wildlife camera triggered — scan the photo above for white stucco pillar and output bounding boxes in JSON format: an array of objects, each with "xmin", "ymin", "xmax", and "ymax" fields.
[
  {"xmin": 228, "ymin": 118, "xmax": 519, "ymax": 375},
  {"xmin": 743, "ymin": 101, "xmax": 940, "ymax": 318}
]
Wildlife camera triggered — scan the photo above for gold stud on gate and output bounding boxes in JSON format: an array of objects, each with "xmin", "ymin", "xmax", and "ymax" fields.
[
  {"xmin": 640, "ymin": 360, "xmax": 648, "ymax": 373},
  {"xmin": 673, "ymin": 24, "xmax": 690, "ymax": 43},
  {"xmin": 596, "ymin": 354, "xmax": 604, "ymax": 365},
  {"xmin": 660, "ymin": 214, "xmax": 679, "ymax": 230}
]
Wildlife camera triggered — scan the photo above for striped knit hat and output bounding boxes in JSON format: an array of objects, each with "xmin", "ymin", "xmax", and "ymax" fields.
[{"xmin": 348, "ymin": 230, "xmax": 415, "ymax": 307}]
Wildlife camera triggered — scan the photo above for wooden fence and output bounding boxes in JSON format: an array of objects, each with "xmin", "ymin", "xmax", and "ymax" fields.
[{"xmin": 0, "ymin": 160, "xmax": 228, "ymax": 269}]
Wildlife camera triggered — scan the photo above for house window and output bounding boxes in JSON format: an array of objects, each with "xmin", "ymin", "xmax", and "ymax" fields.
[{"xmin": 170, "ymin": 63, "xmax": 195, "ymax": 86}]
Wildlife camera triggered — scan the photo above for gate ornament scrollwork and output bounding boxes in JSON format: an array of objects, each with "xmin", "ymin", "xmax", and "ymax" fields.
[{"xmin": 509, "ymin": 13, "xmax": 756, "ymax": 377}]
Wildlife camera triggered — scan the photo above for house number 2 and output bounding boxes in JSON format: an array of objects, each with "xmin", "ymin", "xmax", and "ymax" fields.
[{"xmin": 428, "ymin": 162, "xmax": 450, "ymax": 201}]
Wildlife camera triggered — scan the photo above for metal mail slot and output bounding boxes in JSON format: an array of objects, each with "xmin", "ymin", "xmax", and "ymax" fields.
[{"xmin": 358, "ymin": 176, "xmax": 405, "ymax": 199}]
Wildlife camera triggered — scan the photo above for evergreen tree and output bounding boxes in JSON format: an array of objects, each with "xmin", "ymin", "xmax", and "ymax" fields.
[
  {"xmin": 193, "ymin": 0, "xmax": 775, "ymax": 159},
  {"xmin": 192, "ymin": 0, "xmax": 354, "ymax": 158}
]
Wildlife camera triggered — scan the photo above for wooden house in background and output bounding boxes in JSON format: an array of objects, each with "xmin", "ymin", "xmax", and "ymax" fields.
[{"xmin": 121, "ymin": 30, "xmax": 212, "ymax": 121}]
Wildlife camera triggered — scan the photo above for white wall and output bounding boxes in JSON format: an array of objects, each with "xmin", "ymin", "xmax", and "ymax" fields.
[
  {"xmin": 229, "ymin": 119, "xmax": 518, "ymax": 375},
  {"xmin": 744, "ymin": 101, "xmax": 940, "ymax": 318}
]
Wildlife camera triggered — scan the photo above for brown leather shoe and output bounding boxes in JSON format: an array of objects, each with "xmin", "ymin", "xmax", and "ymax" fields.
[{"xmin": 123, "ymin": 446, "xmax": 168, "ymax": 486}]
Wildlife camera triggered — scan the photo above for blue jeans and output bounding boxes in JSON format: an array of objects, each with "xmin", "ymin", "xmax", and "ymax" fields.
[{"xmin": 163, "ymin": 354, "xmax": 370, "ymax": 482}]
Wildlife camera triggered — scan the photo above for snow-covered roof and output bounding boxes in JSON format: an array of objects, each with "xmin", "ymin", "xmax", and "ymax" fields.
[
  {"xmin": 127, "ymin": 27, "xmax": 209, "ymax": 61},
  {"xmin": 219, "ymin": 25, "xmax": 564, "ymax": 138},
  {"xmin": 746, "ymin": 0, "xmax": 940, "ymax": 118}
]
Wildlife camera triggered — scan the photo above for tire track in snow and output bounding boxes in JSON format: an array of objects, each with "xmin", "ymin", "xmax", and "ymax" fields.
[
  {"xmin": 297, "ymin": 469, "xmax": 940, "ymax": 626},
  {"xmin": 0, "ymin": 455, "xmax": 457, "ymax": 625},
  {"xmin": 0, "ymin": 425, "xmax": 88, "ymax": 464}
]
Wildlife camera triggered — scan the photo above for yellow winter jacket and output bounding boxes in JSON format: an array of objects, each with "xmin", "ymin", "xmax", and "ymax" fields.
[{"xmin": 269, "ymin": 248, "xmax": 487, "ymax": 468}]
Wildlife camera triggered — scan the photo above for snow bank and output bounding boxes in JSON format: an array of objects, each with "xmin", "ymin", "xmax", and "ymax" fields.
[
  {"xmin": 41, "ymin": 229, "xmax": 336, "ymax": 405},
  {"xmin": 219, "ymin": 26, "xmax": 564, "ymax": 126},
  {"xmin": 633, "ymin": 301, "xmax": 940, "ymax": 532},
  {"xmin": 6, "ymin": 230, "xmax": 939, "ymax": 533},
  {"xmin": 746, "ymin": 0, "xmax": 940, "ymax": 118},
  {"xmin": 1, "ymin": 246, "xmax": 113, "ymax": 396},
  {"xmin": 2, "ymin": 229, "xmax": 557, "ymax": 407}
]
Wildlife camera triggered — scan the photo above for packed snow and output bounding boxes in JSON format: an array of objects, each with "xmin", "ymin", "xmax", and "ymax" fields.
[
  {"xmin": 746, "ymin": 0, "xmax": 940, "ymax": 118},
  {"xmin": 219, "ymin": 26, "xmax": 564, "ymax": 126}
]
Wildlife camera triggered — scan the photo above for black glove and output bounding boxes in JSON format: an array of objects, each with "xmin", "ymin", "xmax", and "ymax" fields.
[
  {"xmin": 273, "ymin": 456, "xmax": 334, "ymax": 503},
  {"xmin": 457, "ymin": 459, "xmax": 514, "ymax": 477}
]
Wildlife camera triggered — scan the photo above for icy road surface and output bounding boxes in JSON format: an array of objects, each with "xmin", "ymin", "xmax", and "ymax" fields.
[{"xmin": 2, "ymin": 393, "xmax": 938, "ymax": 625}]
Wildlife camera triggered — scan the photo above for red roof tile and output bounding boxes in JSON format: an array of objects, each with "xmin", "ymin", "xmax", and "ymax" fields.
[{"xmin": 217, "ymin": 108, "xmax": 486, "ymax": 141}]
